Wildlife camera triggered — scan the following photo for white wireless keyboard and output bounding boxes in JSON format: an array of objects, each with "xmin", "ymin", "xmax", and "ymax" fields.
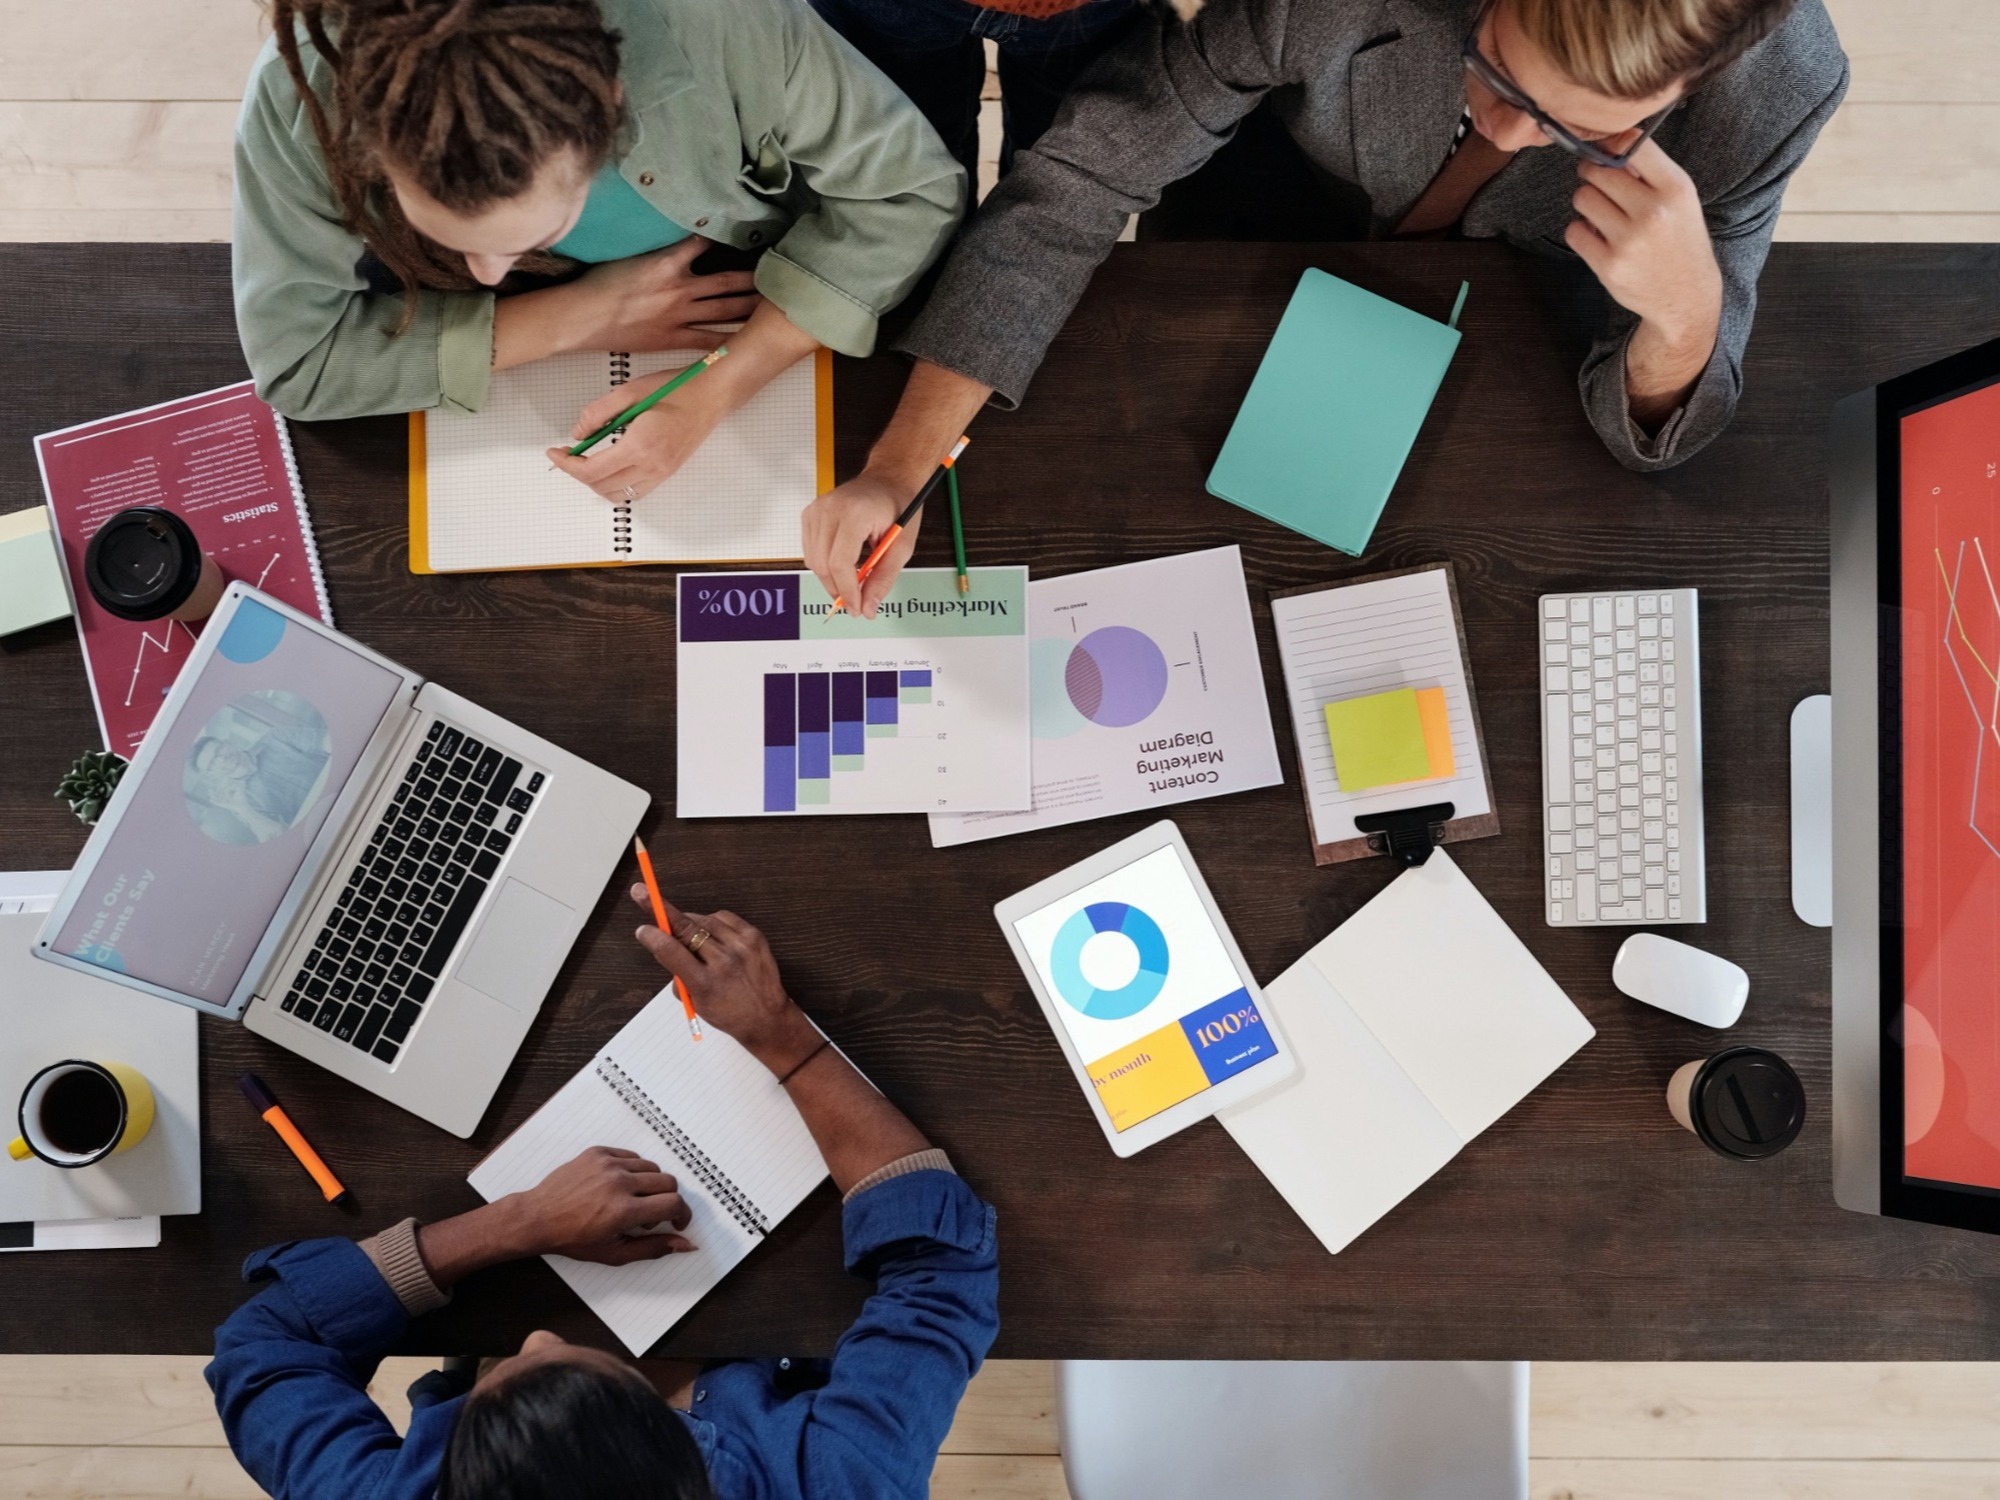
[{"xmin": 1539, "ymin": 589, "xmax": 1705, "ymax": 926}]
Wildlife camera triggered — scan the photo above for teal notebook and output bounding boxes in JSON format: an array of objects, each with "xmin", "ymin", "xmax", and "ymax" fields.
[{"xmin": 1207, "ymin": 268, "xmax": 1464, "ymax": 558}]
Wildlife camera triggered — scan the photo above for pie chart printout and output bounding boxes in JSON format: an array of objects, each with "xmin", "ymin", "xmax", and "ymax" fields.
[
  {"xmin": 1049, "ymin": 901, "xmax": 1171, "ymax": 1021},
  {"xmin": 1065, "ymin": 627, "xmax": 1170, "ymax": 728}
]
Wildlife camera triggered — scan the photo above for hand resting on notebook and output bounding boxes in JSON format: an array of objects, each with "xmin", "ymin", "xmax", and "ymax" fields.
[{"xmin": 546, "ymin": 300, "xmax": 822, "ymax": 504}]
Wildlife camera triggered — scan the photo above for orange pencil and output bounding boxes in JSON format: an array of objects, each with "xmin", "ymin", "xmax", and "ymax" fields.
[
  {"xmin": 828, "ymin": 435, "xmax": 969, "ymax": 617},
  {"xmin": 238, "ymin": 1074, "xmax": 348, "ymax": 1204},
  {"xmin": 634, "ymin": 837, "xmax": 702, "ymax": 1041}
]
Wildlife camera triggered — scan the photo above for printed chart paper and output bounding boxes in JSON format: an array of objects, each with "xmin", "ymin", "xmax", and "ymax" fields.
[
  {"xmin": 931, "ymin": 547, "xmax": 1282, "ymax": 847},
  {"xmin": 35, "ymin": 383, "xmax": 331, "ymax": 757},
  {"xmin": 676, "ymin": 568, "xmax": 1031, "ymax": 817}
]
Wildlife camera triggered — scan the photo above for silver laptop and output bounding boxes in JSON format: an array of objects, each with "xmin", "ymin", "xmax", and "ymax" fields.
[{"xmin": 35, "ymin": 584, "xmax": 649, "ymax": 1137}]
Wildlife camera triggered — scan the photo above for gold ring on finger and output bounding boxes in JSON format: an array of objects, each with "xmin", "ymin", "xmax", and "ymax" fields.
[{"xmin": 684, "ymin": 927, "xmax": 712, "ymax": 954}]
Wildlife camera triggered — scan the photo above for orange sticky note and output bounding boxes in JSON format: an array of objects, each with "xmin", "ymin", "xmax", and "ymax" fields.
[{"xmin": 1415, "ymin": 686, "xmax": 1454, "ymax": 778}]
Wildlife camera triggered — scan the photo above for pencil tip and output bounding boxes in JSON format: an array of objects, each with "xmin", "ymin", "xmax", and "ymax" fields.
[{"xmin": 633, "ymin": 835, "xmax": 647, "ymax": 857}]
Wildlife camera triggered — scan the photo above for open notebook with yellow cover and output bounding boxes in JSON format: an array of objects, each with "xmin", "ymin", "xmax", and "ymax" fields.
[{"xmin": 409, "ymin": 345, "xmax": 833, "ymax": 574}]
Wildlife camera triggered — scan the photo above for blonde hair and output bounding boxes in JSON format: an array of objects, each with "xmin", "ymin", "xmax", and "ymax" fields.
[{"xmin": 1510, "ymin": 0, "xmax": 1798, "ymax": 100}]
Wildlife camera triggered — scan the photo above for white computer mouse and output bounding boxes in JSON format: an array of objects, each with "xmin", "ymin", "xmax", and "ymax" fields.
[{"xmin": 1611, "ymin": 933, "xmax": 1748, "ymax": 1028}]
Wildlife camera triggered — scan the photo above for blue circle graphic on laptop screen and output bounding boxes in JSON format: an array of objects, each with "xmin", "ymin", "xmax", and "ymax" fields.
[
  {"xmin": 216, "ymin": 598, "xmax": 287, "ymax": 663},
  {"xmin": 182, "ymin": 689, "xmax": 334, "ymax": 846},
  {"xmin": 1049, "ymin": 902, "xmax": 1170, "ymax": 1020}
]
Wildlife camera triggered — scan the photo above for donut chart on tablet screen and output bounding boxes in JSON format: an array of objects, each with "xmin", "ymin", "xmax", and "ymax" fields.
[{"xmin": 1049, "ymin": 901, "xmax": 1170, "ymax": 1020}]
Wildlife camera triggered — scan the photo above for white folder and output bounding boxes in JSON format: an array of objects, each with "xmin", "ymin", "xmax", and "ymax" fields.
[{"xmin": 1219, "ymin": 850, "xmax": 1593, "ymax": 1254}]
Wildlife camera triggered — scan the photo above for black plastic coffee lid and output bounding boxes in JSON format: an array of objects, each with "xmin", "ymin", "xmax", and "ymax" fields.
[
  {"xmin": 83, "ymin": 507, "xmax": 202, "ymax": 621},
  {"xmin": 1691, "ymin": 1047, "xmax": 1806, "ymax": 1160}
]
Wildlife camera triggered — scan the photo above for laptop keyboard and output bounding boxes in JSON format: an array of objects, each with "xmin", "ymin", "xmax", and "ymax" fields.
[{"xmin": 279, "ymin": 719, "xmax": 543, "ymax": 1063}]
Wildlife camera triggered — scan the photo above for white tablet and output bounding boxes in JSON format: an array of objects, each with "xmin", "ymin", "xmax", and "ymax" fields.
[{"xmin": 995, "ymin": 821, "xmax": 1296, "ymax": 1156}]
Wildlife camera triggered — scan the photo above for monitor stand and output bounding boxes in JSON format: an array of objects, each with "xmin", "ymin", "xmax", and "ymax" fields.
[{"xmin": 1791, "ymin": 695, "xmax": 1832, "ymax": 927}]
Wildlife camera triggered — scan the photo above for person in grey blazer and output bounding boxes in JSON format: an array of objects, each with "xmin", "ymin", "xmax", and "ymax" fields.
[{"xmin": 803, "ymin": 0, "xmax": 1848, "ymax": 617}]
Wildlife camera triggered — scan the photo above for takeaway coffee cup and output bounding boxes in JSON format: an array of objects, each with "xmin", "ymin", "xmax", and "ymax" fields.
[
  {"xmin": 9, "ymin": 1060, "xmax": 155, "ymax": 1168},
  {"xmin": 83, "ymin": 506, "xmax": 226, "ymax": 623},
  {"xmin": 1666, "ymin": 1046, "xmax": 1805, "ymax": 1161}
]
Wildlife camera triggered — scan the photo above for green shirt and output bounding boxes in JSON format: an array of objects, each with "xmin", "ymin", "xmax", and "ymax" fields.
[
  {"xmin": 550, "ymin": 164, "xmax": 692, "ymax": 263},
  {"xmin": 231, "ymin": 0, "xmax": 965, "ymax": 420}
]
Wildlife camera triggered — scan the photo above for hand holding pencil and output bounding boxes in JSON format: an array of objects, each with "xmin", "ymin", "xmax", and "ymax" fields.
[
  {"xmin": 628, "ymin": 887, "xmax": 823, "ymax": 1075},
  {"xmin": 545, "ymin": 347, "xmax": 728, "ymax": 503}
]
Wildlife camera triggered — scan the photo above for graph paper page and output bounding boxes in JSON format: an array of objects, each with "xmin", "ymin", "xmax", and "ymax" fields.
[{"xmin": 424, "ymin": 347, "xmax": 816, "ymax": 572}]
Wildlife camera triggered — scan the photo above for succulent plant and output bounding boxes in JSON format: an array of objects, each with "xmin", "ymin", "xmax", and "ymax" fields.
[{"xmin": 55, "ymin": 749, "xmax": 129, "ymax": 826}]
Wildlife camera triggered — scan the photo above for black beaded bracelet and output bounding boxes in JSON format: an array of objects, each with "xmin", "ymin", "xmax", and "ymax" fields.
[{"xmin": 776, "ymin": 1037, "xmax": 832, "ymax": 1087}]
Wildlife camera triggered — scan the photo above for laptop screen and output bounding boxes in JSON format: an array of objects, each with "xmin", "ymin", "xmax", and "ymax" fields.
[
  {"xmin": 1896, "ymin": 371, "xmax": 2000, "ymax": 1192},
  {"xmin": 55, "ymin": 598, "xmax": 404, "ymax": 1007}
]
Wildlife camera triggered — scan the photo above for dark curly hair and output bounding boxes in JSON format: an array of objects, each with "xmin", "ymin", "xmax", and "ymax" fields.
[{"xmin": 437, "ymin": 1357, "xmax": 714, "ymax": 1500}]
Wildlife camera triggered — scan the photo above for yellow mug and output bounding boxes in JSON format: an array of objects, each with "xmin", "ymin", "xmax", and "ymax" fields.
[{"xmin": 9, "ymin": 1060, "xmax": 155, "ymax": 1168}]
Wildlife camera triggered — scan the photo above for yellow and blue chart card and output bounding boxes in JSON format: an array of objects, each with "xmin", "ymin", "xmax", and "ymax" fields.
[{"xmin": 675, "ymin": 567, "xmax": 1031, "ymax": 817}]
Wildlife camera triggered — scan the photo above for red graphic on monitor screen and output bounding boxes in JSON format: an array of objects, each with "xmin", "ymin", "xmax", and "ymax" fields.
[{"xmin": 1900, "ymin": 376, "xmax": 2000, "ymax": 1189}]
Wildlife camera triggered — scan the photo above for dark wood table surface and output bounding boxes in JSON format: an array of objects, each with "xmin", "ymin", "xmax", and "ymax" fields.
[{"xmin": 4, "ymin": 241, "xmax": 2000, "ymax": 1360}]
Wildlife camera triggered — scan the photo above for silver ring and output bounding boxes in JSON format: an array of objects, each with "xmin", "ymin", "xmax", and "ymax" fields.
[{"xmin": 623, "ymin": 484, "xmax": 637, "ymax": 500}]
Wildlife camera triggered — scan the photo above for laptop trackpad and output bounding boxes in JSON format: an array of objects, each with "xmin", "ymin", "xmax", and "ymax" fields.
[{"xmin": 456, "ymin": 880, "xmax": 575, "ymax": 1013}]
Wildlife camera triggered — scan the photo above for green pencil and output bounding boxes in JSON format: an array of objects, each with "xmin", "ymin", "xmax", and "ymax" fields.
[
  {"xmin": 567, "ymin": 345, "xmax": 728, "ymax": 457},
  {"xmin": 947, "ymin": 463, "xmax": 968, "ymax": 594}
]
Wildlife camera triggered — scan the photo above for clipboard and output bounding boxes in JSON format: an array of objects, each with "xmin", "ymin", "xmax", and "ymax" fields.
[{"xmin": 1268, "ymin": 562, "xmax": 1500, "ymax": 867}]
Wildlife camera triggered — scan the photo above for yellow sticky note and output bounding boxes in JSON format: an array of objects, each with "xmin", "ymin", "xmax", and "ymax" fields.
[
  {"xmin": 1415, "ymin": 686, "xmax": 1454, "ymax": 779},
  {"xmin": 1324, "ymin": 688, "xmax": 1433, "ymax": 791}
]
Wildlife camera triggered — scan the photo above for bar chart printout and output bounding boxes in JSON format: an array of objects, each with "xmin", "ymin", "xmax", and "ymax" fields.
[
  {"xmin": 763, "ymin": 669, "xmax": 935, "ymax": 810},
  {"xmin": 678, "ymin": 568, "xmax": 1031, "ymax": 817}
]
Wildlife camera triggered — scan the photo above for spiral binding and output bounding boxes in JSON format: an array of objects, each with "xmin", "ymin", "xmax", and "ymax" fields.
[
  {"xmin": 596, "ymin": 1057, "xmax": 768, "ymax": 1235},
  {"xmin": 269, "ymin": 406, "xmax": 334, "ymax": 624},
  {"xmin": 608, "ymin": 352, "xmax": 634, "ymax": 554}
]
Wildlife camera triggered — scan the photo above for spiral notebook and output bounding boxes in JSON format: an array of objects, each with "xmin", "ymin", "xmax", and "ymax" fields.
[
  {"xmin": 468, "ymin": 989, "xmax": 829, "ymax": 1354},
  {"xmin": 34, "ymin": 381, "xmax": 331, "ymax": 756},
  {"xmin": 410, "ymin": 345, "xmax": 833, "ymax": 574}
]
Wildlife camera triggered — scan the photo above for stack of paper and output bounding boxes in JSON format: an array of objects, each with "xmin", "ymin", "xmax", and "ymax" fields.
[
  {"xmin": 0, "ymin": 509, "xmax": 71, "ymax": 637},
  {"xmin": 0, "ymin": 873, "xmax": 193, "ymax": 1251}
]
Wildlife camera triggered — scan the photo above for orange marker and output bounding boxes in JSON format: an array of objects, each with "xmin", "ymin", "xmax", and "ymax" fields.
[
  {"xmin": 828, "ymin": 435, "xmax": 969, "ymax": 617},
  {"xmin": 239, "ymin": 1074, "xmax": 348, "ymax": 1204},
  {"xmin": 635, "ymin": 836, "xmax": 702, "ymax": 1041}
]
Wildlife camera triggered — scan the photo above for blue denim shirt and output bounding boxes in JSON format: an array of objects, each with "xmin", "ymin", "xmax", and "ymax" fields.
[{"xmin": 205, "ymin": 1170, "xmax": 998, "ymax": 1500}]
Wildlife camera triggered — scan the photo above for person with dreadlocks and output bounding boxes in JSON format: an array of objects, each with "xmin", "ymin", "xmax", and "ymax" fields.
[{"xmin": 233, "ymin": 0, "xmax": 965, "ymax": 503}]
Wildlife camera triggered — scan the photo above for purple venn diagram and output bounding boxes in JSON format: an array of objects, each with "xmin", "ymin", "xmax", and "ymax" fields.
[{"xmin": 1064, "ymin": 626, "xmax": 1169, "ymax": 727}]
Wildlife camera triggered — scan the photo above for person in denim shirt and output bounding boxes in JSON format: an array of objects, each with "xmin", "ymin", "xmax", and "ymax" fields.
[{"xmin": 206, "ymin": 890, "xmax": 998, "ymax": 1500}]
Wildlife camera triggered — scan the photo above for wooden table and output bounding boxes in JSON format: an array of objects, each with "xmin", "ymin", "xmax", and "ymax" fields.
[{"xmin": 4, "ymin": 242, "xmax": 2000, "ymax": 1359}]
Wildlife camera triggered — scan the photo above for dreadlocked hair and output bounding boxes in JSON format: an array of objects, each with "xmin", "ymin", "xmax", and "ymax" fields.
[{"xmin": 270, "ymin": 0, "xmax": 624, "ymax": 327}]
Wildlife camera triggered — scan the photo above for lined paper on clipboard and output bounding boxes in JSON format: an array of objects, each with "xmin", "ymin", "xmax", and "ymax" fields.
[{"xmin": 1270, "ymin": 564, "xmax": 1499, "ymax": 863}]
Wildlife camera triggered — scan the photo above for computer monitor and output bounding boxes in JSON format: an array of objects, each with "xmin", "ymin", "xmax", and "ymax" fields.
[{"xmin": 1830, "ymin": 334, "xmax": 2000, "ymax": 1231}]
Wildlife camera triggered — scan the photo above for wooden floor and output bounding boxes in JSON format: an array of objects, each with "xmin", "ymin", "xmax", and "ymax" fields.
[
  {"xmin": 4, "ymin": 1, "xmax": 1998, "ymax": 1496},
  {"xmin": 12, "ymin": 1357, "xmax": 2000, "ymax": 1497}
]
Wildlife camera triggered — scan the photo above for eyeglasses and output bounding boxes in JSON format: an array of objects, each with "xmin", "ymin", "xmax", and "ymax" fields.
[{"xmin": 1460, "ymin": 16, "xmax": 1679, "ymax": 170}]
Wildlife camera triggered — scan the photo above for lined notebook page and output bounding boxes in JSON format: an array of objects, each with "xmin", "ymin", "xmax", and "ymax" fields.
[
  {"xmin": 424, "ymin": 347, "xmax": 814, "ymax": 572},
  {"xmin": 468, "ymin": 990, "xmax": 827, "ymax": 1355},
  {"xmin": 1271, "ymin": 569, "xmax": 1490, "ymax": 848}
]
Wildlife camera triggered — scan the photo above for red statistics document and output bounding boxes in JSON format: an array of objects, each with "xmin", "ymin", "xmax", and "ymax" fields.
[{"xmin": 34, "ymin": 382, "xmax": 332, "ymax": 757}]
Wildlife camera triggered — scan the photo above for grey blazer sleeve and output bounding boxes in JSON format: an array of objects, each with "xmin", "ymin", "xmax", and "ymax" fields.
[
  {"xmin": 898, "ymin": 0, "xmax": 1297, "ymax": 406},
  {"xmin": 1579, "ymin": 60, "xmax": 1849, "ymax": 472}
]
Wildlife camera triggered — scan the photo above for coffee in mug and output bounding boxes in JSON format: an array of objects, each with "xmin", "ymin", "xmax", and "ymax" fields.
[
  {"xmin": 9, "ymin": 1060, "xmax": 155, "ymax": 1168},
  {"xmin": 1666, "ymin": 1046, "xmax": 1804, "ymax": 1161}
]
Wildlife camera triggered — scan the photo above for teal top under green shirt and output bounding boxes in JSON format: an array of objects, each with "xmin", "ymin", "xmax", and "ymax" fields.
[
  {"xmin": 229, "ymin": 0, "xmax": 964, "ymax": 420},
  {"xmin": 551, "ymin": 163, "xmax": 692, "ymax": 263}
]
